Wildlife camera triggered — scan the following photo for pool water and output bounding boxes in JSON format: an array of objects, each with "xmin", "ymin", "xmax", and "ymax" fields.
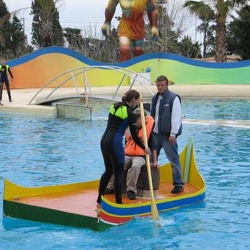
[{"xmin": 0, "ymin": 99, "xmax": 250, "ymax": 249}]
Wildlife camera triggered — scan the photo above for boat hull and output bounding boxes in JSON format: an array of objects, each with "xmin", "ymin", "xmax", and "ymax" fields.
[
  {"xmin": 3, "ymin": 200, "xmax": 100, "ymax": 231},
  {"xmin": 3, "ymin": 138, "xmax": 206, "ymax": 231}
]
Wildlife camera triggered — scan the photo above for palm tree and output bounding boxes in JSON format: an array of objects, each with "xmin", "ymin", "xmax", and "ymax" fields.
[
  {"xmin": 0, "ymin": 13, "xmax": 11, "ymax": 48},
  {"xmin": 184, "ymin": 0, "xmax": 249, "ymax": 62},
  {"xmin": 183, "ymin": 1, "xmax": 214, "ymax": 58},
  {"xmin": 31, "ymin": 0, "xmax": 63, "ymax": 47}
]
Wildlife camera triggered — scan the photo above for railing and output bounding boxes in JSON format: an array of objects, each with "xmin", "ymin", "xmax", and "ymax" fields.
[{"xmin": 28, "ymin": 66, "xmax": 155, "ymax": 105}]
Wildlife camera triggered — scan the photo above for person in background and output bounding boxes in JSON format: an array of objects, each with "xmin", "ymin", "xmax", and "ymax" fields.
[
  {"xmin": 0, "ymin": 60, "xmax": 14, "ymax": 104},
  {"xmin": 105, "ymin": 110, "xmax": 158, "ymax": 200},
  {"xmin": 97, "ymin": 89, "xmax": 150, "ymax": 204},
  {"xmin": 0, "ymin": 80, "xmax": 2, "ymax": 106},
  {"xmin": 150, "ymin": 75, "xmax": 184, "ymax": 194},
  {"xmin": 101, "ymin": 0, "xmax": 159, "ymax": 61}
]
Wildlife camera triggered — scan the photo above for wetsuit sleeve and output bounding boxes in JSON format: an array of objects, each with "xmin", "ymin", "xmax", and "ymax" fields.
[
  {"xmin": 148, "ymin": 133, "xmax": 156, "ymax": 151},
  {"xmin": 130, "ymin": 125, "xmax": 145, "ymax": 150},
  {"xmin": 8, "ymin": 68, "xmax": 14, "ymax": 79},
  {"xmin": 128, "ymin": 110, "xmax": 145, "ymax": 150}
]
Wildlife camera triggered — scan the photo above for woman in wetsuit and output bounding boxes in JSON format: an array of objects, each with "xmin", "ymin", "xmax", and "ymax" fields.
[{"xmin": 97, "ymin": 89, "xmax": 150, "ymax": 204}]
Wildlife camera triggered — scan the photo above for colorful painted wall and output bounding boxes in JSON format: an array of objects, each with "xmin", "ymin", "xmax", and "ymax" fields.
[{"xmin": 8, "ymin": 46, "xmax": 250, "ymax": 89}]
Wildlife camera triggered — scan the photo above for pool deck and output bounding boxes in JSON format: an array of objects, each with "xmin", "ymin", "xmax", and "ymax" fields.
[{"xmin": 0, "ymin": 85, "xmax": 249, "ymax": 117}]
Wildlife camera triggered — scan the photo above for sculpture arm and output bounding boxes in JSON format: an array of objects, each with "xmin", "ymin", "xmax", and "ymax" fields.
[
  {"xmin": 101, "ymin": 0, "xmax": 119, "ymax": 36},
  {"xmin": 147, "ymin": 0, "xmax": 159, "ymax": 40}
]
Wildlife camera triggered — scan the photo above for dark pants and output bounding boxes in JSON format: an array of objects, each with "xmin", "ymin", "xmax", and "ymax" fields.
[
  {"xmin": 0, "ymin": 77, "xmax": 12, "ymax": 101},
  {"xmin": 97, "ymin": 132, "xmax": 125, "ymax": 204}
]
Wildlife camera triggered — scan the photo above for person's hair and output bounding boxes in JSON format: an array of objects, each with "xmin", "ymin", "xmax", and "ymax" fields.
[
  {"xmin": 134, "ymin": 109, "xmax": 146, "ymax": 120},
  {"xmin": 114, "ymin": 89, "xmax": 140, "ymax": 109},
  {"xmin": 156, "ymin": 75, "xmax": 168, "ymax": 85},
  {"xmin": 121, "ymin": 89, "xmax": 140, "ymax": 103}
]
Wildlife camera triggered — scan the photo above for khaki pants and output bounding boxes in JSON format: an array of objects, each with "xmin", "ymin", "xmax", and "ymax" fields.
[{"xmin": 107, "ymin": 155, "xmax": 146, "ymax": 194}]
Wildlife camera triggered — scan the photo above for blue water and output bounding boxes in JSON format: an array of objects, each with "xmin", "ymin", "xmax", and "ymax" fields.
[{"xmin": 0, "ymin": 99, "xmax": 250, "ymax": 249}]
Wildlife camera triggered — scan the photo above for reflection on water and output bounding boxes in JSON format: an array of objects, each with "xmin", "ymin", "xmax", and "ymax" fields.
[{"xmin": 0, "ymin": 99, "xmax": 250, "ymax": 250}]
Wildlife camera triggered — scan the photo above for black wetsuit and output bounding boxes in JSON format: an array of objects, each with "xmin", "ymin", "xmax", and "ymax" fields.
[
  {"xmin": 97, "ymin": 103, "xmax": 145, "ymax": 204},
  {"xmin": 0, "ymin": 64, "xmax": 14, "ymax": 102}
]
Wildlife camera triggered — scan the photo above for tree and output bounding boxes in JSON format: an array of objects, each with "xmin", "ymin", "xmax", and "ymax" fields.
[
  {"xmin": 156, "ymin": 0, "xmax": 194, "ymax": 53},
  {"xmin": 8, "ymin": 15, "xmax": 27, "ymax": 58},
  {"xmin": 0, "ymin": 0, "xmax": 11, "ymax": 50},
  {"xmin": 196, "ymin": 22, "xmax": 216, "ymax": 57},
  {"xmin": 139, "ymin": 0, "xmax": 202, "ymax": 57},
  {"xmin": 31, "ymin": 0, "xmax": 64, "ymax": 48},
  {"xmin": 0, "ymin": 1, "xmax": 29, "ymax": 59},
  {"xmin": 64, "ymin": 28, "xmax": 84, "ymax": 52},
  {"xmin": 64, "ymin": 26, "xmax": 119, "ymax": 63},
  {"xmin": 184, "ymin": 0, "xmax": 249, "ymax": 62},
  {"xmin": 98, "ymin": 27, "xmax": 119, "ymax": 62},
  {"xmin": 228, "ymin": 5, "xmax": 250, "ymax": 59},
  {"xmin": 178, "ymin": 35, "xmax": 201, "ymax": 58},
  {"xmin": 184, "ymin": 1, "xmax": 215, "ymax": 57}
]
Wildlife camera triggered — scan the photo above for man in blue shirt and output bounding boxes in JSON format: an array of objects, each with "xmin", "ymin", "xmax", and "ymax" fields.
[{"xmin": 150, "ymin": 75, "xmax": 184, "ymax": 194}]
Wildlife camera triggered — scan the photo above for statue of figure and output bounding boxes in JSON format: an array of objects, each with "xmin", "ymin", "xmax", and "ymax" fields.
[{"xmin": 101, "ymin": 0, "xmax": 159, "ymax": 61}]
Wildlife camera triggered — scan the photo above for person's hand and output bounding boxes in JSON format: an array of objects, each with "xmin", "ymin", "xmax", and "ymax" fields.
[
  {"xmin": 151, "ymin": 162, "xmax": 159, "ymax": 169},
  {"xmin": 101, "ymin": 22, "xmax": 111, "ymax": 36},
  {"xmin": 144, "ymin": 147, "xmax": 151, "ymax": 155},
  {"xmin": 169, "ymin": 135, "xmax": 176, "ymax": 145},
  {"xmin": 150, "ymin": 26, "xmax": 159, "ymax": 42}
]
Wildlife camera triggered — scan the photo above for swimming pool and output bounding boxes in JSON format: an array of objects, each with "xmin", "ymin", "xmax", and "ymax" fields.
[{"xmin": 0, "ymin": 99, "xmax": 249, "ymax": 249}]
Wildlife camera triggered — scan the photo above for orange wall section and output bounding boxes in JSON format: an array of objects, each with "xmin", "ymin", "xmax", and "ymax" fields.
[{"xmin": 11, "ymin": 53, "xmax": 86, "ymax": 89}]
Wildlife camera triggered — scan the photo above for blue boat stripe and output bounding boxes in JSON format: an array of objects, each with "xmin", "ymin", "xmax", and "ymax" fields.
[{"xmin": 101, "ymin": 192, "xmax": 206, "ymax": 217}]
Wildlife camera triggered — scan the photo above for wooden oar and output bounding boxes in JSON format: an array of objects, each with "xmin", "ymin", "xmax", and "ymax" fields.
[{"xmin": 139, "ymin": 96, "xmax": 159, "ymax": 220}]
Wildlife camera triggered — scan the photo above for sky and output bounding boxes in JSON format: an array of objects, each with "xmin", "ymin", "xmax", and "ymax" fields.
[{"xmin": 6, "ymin": 0, "xmax": 122, "ymax": 43}]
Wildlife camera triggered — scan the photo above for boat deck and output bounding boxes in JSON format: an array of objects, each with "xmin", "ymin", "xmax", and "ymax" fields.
[{"xmin": 11, "ymin": 182, "xmax": 199, "ymax": 218}]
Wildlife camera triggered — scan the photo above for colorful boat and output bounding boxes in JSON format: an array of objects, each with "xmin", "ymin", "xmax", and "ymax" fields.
[{"xmin": 3, "ymin": 138, "xmax": 206, "ymax": 231}]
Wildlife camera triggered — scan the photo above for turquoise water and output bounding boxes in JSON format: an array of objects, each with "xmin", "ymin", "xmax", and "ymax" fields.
[{"xmin": 0, "ymin": 99, "xmax": 250, "ymax": 249}]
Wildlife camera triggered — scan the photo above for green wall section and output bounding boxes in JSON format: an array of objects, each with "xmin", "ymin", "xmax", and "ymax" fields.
[{"xmin": 128, "ymin": 58, "xmax": 250, "ymax": 85}]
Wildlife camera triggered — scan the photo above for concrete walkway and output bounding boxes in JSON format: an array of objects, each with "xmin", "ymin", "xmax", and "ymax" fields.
[{"xmin": 0, "ymin": 85, "xmax": 249, "ymax": 117}]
